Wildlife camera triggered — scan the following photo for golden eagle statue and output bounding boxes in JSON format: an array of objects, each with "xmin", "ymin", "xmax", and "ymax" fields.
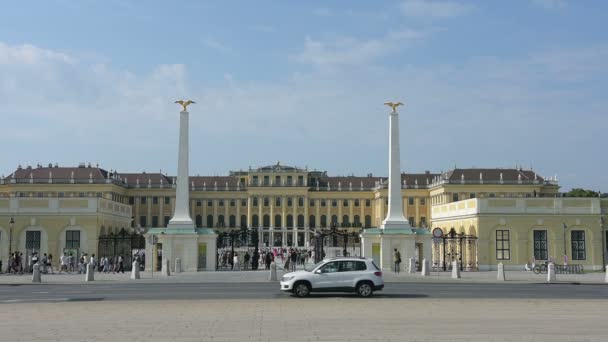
[
  {"xmin": 384, "ymin": 101, "xmax": 404, "ymax": 114},
  {"xmin": 175, "ymin": 100, "xmax": 196, "ymax": 112}
]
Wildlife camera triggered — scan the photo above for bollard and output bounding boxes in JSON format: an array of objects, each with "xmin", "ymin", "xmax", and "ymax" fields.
[
  {"xmin": 605, "ymin": 265, "xmax": 608, "ymax": 283},
  {"xmin": 269, "ymin": 262, "xmax": 277, "ymax": 281},
  {"xmin": 451, "ymin": 261, "xmax": 461, "ymax": 279},
  {"xmin": 32, "ymin": 263, "xmax": 41, "ymax": 283},
  {"xmin": 497, "ymin": 262, "xmax": 506, "ymax": 281},
  {"xmin": 175, "ymin": 258, "xmax": 181, "ymax": 274},
  {"xmin": 85, "ymin": 263, "xmax": 94, "ymax": 282},
  {"xmin": 421, "ymin": 258, "xmax": 430, "ymax": 276},
  {"xmin": 547, "ymin": 263, "xmax": 556, "ymax": 283},
  {"xmin": 161, "ymin": 259, "xmax": 171, "ymax": 276},
  {"xmin": 408, "ymin": 258, "xmax": 416, "ymax": 274},
  {"xmin": 131, "ymin": 261, "xmax": 140, "ymax": 279}
]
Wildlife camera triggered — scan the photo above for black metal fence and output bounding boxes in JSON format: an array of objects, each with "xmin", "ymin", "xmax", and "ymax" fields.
[
  {"xmin": 554, "ymin": 264, "xmax": 584, "ymax": 274},
  {"xmin": 97, "ymin": 229, "xmax": 145, "ymax": 271}
]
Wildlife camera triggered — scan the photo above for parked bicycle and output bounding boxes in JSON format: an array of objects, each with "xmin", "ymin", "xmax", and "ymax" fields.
[{"xmin": 532, "ymin": 262, "xmax": 549, "ymax": 274}]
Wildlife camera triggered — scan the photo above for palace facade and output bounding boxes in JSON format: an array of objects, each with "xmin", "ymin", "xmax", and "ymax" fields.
[{"xmin": 1, "ymin": 162, "xmax": 606, "ymax": 271}]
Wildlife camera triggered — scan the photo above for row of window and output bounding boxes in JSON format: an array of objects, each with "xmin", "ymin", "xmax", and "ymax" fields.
[
  {"xmin": 496, "ymin": 229, "xmax": 587, "ymax": 261},
  {"xmin": 132, "ymin": 197, "xmax": 432, "ymax": 208},
  {"xmin": 138, "ymin": 214, "xmax": 375, "ymax": 229}
]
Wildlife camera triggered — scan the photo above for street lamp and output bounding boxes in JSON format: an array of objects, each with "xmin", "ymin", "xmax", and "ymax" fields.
[
  {"xmin": 562, "ymin": 222, "xmax": 568, "ymax": 265},
  {"xmin": 8, "ymin": 217, "xmax": 14, "ymax": 257}
]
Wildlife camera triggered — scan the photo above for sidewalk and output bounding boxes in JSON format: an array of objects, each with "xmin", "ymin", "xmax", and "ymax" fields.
[{"xmin": 1, "ymin": 267, "xmax": 606, "ymax": 285}]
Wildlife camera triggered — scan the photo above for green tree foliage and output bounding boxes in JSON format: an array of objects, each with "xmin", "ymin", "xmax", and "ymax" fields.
[{"xmin": 566, "ymin": 188, "xmax": 600, "ymax": 197}]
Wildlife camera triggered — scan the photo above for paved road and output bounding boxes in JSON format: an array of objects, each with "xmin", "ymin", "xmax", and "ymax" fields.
[{"xmin": 1, "ymin": 281, "xmax": 606, "ymax": 303}]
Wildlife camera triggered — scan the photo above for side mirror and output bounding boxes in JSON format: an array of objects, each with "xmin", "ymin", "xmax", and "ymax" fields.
[{"xmin": 314, "ymin": 269, "xmax": 322, "ymax": 274}]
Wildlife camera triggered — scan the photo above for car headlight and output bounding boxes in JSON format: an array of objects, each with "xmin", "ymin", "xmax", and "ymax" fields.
[{"xmin": 281, "ymin": 275, "xmax": 295, "ymax": 282}]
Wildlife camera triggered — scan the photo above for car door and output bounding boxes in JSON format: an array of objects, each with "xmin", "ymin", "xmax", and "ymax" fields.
[
  {"xmin": 312, "ymin": 261, "xmax": 341, "ymax": 290},
  {"xmin": 338, "ymin": 261, "xmax": 363, "ymax": 288}
]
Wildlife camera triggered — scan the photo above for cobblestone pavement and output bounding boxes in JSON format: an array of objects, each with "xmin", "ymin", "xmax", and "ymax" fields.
[
  {"xmin": 0, "ymin": 268, "xmax": 606, "ymax": 284},
  {"xmin": 0, "ymin": 298, "xmax": 606, "ymax": 342}
]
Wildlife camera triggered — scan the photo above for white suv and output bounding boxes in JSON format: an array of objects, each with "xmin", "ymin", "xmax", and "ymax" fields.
[{"xmin": 280, "ymin": 257, "xmax": 384, "ymax": 297}]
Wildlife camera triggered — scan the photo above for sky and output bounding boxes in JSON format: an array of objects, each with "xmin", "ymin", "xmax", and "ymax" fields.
[{"xmin": 0, "ymin": 0, "xmax": 607, "ymax": 191}]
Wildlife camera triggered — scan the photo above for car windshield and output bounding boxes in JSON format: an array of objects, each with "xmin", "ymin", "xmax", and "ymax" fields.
[{"xmin": 304, "ymin": 260, "xmax": 325, "ymax": 272}]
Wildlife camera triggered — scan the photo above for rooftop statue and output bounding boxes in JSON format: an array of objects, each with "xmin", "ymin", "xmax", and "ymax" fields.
[
  {"xmin": 384, "ymin": 101, "xmax": 403, "ymax": 114},
  {"xmin": 175, "ymin": 100, "xmax": 196, "ymax": 112}
]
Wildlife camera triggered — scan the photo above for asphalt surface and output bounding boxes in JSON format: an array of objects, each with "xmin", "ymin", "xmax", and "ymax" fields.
[{"xmin": 0, "ymin": 282, "xmax": 606, "ymax": 303}]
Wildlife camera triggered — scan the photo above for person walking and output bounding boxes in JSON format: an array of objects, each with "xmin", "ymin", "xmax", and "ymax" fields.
[
  {"xmin": 60, "ymin": 253, "xmax": 68, "ymax": 274},
  {"xmin": 47, "ymin": 254, "xmax": 54, "ymax": 274},
  {"xmin": 290, "ymin": 249, "xmax": 297, "ymax": 272},
  {"xmin": 232, "ymin": 252, "xmax": 239, "ymax": 271},
  {"xmin": 244, "ymin": 251, "xmax": 250, "ymax": 271},
  {"xmin": 89, "ymin": 254, "xmax": 96, "ymax": 273},
  {"xmin": 393, "ymin": 248, "xmax": 401, "ymax": 273},
  {"xmin": 117, "ymin": 255, "xmax": 124, "ymax": 273}
]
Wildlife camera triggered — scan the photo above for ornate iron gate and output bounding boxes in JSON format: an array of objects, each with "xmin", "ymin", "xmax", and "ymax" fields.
[
  {"xmin": 311, "ymin": 224, "xmax": 362, "ymax": 263},
  {"xmin": 97, "ymin": 229, "xmax": 145, "ymax": 271},
  {"xmin": 216, "ymin": 227, "xmax": 259, "ymax": 271},
  {"xmin": 434, "ymin": 228, "xmax": 478, "ymax": 271}
]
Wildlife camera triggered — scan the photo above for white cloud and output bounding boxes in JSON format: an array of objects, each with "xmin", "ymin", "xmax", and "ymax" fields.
[
  {"xmin": 0, "ymin": 42, "xmax": 75, "ymax": 65},
  {"xmin": 202, "ymin": 38, "xmax": 231, "ymax": 53},
  {"xmin": 531, "ymin": 0, "xmax": 567, "ymax": 9},
  {"xmin": 292, "ymin": 29, "xmax": 426, "ymax": 67},
  {"xmin": 0, "ymin": 40, "xmax": 606, "ymax": 189},
  {"xmin": 400, "ymin": 0, "xmax": 472, "ymax": 18}
]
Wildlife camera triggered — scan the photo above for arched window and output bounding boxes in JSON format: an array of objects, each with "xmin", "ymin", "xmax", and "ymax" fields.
[
  {"xmin": 206, "ymin": 215, "xmax": 213, "ymax": 228},
  {"xmin": 354, "ymin": 215, "xmax": 361, "ymax": 227},
  {"xmin": 320, "ymin": 215, "xmax": 327, "ymax": 228},
  {"xmin": 229, "ymin": 215, "xmax": 236, "ymax": 228},
  {"xmin": 240, "ymin": 215, "xmax": 247, "ymax": 228},
  {"xmin": 309, "ymin": 215, "xmax": 316, "ymax": 228},
  {"xmin": 275, "ymin": 215, "xmax": 282, "ymax": 227},
  {"xmin": 263, "ymin": 215, "xmax": 270, "ymax": 227},
  {"xmin": 286, "ymin": 215, "xmax": 293, "ymax": 228},
  {"xmin": 365, "ymin": 215, "xmax": 372, "ymax": 228},
  {"xmin": 195, "ymin": 215, "xmax": 202, "ymax": 228},
  {"xmin": 253, "ymin": 197, "xmax": 259, "ymax": 206},
  {"xmin": 297, "ymin": 215, "xmax": 304, "ymax": 227},
  {"xmin": 331, "ymin": 215, "xmax": 338, "ymax": 225},
  {"xmin": 252, "ymin": 215, "xmax": 259, "ymax": 227},
  {"xmin": 342, "ymin": 215, "xmax": 350, "ymax": 227},
  {"xmin": 218, "ymin": 215, "xmax": 225, "ymax": 227}
]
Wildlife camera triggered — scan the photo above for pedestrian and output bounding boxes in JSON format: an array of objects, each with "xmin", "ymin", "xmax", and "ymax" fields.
[
  {"xmin": 60, "ymin": 253, "xmax": 68, "ymax": 274},
  {"xmin": 290, "ymin": 249, "xmax": 297, "ymax": 272},
  {"xmin": 68, "ymin": 253, "xmax": 74, "ymax": 272},
  {"xmin": 232, "ymin": 252, "xmax": 239, "ymax": 271},
  {"xmin": 244, "ymin": 251, "xmax": 250, "ymax": 271},
  {"xmin": 117, "ymin": 255, "xmax": 124, "ymax": 273},
  {"xmin": 47, "ymin": 254, "xmax": 54, "ymax": 274},
  {"xmin": 393, "ymin": 248, "xmax": 401, "ymax": 273},
  {"xmin": 90, "ymin": 254, "xmax": 96, "ymax": 273},
  {"xmin": 41, "ymin": 253, "xmax": 48, "ymax": 274},
  {"xmin": 265, "ymin": 251, "xmax": 272, "ymax": 270},
  {"xmin": 251, "ymin": 250, "xmax": 259, "ymax": 270}
]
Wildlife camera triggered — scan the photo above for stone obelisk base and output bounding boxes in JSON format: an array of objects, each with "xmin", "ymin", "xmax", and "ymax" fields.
[
  {"xmin": 145, "ymin": 228, "xmax": 217, "ymax": 272},
  {"xmin": 361, "ymin": 227, "xmax": 431, "ymax": 271}
]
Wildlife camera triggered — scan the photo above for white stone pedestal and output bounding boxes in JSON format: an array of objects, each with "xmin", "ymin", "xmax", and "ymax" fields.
[
  {"xmin": 605, "ymin": 266, "xmax": 608, "ymax": 283},
  {"xmin": 131, "ymin": 261, "xmax": 140, "ymax": 279},
  {"xmin": 421, "ymin": 259, "xmax": 430, "ymax": 276},
  {"xmin": 547, "ymin": 263, "xmax": 556, "ymax": 282},
  {"xmin": 497, "ymin": 262, "xmax": 506, "ymax": 281},
  {"xmin": 269, "ymin": 262, "xmax": 277, "ymax": 281},
  {"xmin": 451, "ymin": 261, "xmax": 461, "ymax": 279},
  {"xmin": 162, "ymin": 259, "xmax": 171, "ymax": 276},
  {"xmin": 408, "ymin": 258, "xmax": 416, "ymax": 273},
  {"xmin": 32, "ymin": 264, "xmax": 41, "ymax": 283},
  {"xmin": 361, "ymin": 228, "xmax": 431, "ymax": 272},
  {"xmin": 175, "ymin": 258, "xmax": 182, "ymax": 273},
  {"xmin": 85, "ymin": 263, "xmax": 94, "ymax": 282}
]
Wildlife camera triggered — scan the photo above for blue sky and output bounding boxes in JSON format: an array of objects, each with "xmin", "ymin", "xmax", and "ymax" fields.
[{"xmin": 1, "ymin": 0, "xmax": 607, "ymax": 191}]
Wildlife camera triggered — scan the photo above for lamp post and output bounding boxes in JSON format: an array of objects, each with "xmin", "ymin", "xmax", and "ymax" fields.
[
  {"xmin": 562, "ymin": 222, "xmax": 568, "ymax": 265},
  {"xmin": 8, "ymin": 217, "xmax": 14, "ymax": 257}
]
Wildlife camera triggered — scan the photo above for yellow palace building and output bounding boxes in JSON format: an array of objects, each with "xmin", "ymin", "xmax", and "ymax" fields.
[{"xmin": 0, "ymin": 162, "xmax": 606, "ymax": 271}]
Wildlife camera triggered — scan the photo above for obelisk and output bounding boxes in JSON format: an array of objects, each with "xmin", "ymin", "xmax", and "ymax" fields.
[
  {"xmin": 381, "ymin": 103, "xmax": 409, "ymax": 229},
  {"xmin": 167, "ymin": 104, "xmax": 195, "ymax": 229}
]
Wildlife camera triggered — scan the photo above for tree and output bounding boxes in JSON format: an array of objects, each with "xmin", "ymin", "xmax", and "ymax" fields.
[{"xmin": 565, "ymin": 188, "xmax": 600, "ymax": 197}]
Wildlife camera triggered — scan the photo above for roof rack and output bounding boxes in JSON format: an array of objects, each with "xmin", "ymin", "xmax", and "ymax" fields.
[{"xmin": 326, "ymin": 256, "xmax": 367, "ymax": 261}]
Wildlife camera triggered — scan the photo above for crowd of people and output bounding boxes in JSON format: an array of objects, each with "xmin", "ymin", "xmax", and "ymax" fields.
[
  {"xmin": 217, "ymin": 247, "xmax": 316, "ymax": 271},
  {"xmin": 1, "ymin": 251, "xmax": 133, "ymax": 275}
]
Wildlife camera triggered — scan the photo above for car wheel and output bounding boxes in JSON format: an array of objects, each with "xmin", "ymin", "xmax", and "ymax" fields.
[
  {"xmin": 293, "ymin": 282, "xmax": 311, "ymax": 298},
  {"xmin": 356, "ymin": 282, "xmax": 373, "ymax": 298}
]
